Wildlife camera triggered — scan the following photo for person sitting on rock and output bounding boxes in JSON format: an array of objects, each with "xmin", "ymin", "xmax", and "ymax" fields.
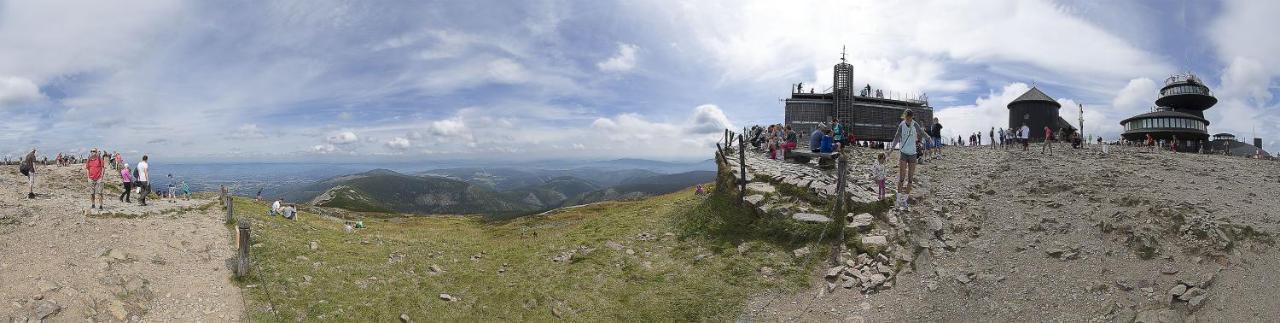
[{"xmin": 809, "ymin": 127, "xmax": 824, "ymax": 153}]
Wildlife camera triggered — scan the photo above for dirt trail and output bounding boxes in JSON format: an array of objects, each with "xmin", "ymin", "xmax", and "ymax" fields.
[
  {"xmin": 745, "ymin": 143, "xmax": 1280, "ymax": 322},
  {"xmin": 1, "ymin": 164, "xmax": 244, "ymax": 322}
]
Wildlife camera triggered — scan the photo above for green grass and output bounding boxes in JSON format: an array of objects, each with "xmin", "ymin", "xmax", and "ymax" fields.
[{"xmin": 231, "ymin": 186, "xmax": 824, "ymax": 321}]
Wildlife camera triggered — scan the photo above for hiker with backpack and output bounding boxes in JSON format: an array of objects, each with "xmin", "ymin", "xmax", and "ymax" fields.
[
  {"xmin": 86, "ymin": 148, "xmax": 106, "ymax": 210},
  {"xmin": 20, "ymin": 149, "xmax": 37, "ymax": 199}
]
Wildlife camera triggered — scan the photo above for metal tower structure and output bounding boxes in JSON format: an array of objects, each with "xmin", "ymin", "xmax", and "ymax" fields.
[{"xmin": 832, "ymin": 45, "xmax": 855, "ymax": 125}]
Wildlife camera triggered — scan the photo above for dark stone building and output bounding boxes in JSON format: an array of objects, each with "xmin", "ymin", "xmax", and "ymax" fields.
[
  {"xmin": 1119, "ymin": 74, "xmax": 1215, "ymax": 151},
  {"xmin": 1206, "ymin": 133, "xmax": 1271, "ymax": 158},
  {"xmin": 1007, "ymin": 87, "xmax": 1076, "ymax": 140},
  {"xmin": 784, "ymin": 53, "xmax": 933, "ymax": 143}
]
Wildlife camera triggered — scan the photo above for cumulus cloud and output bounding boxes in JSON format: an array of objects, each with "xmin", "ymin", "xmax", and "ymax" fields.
[
  {"xmin": 597, "ymin": 43, "xmax": 639, "ymax": 72},
  {"xmin": 0, "ymin": 76, "xmax": 44, "ymax": 106},
  {"xmin": 933, "ymin": 83, "xmax": 1031, "ymax": 141},
  {"xmin": 385, "ymin": 137, "xmax": 411, "ymax": 150},
  {"xmin": 688, "ymin": 104, "xmax": 733, "ymax": 134},
  {"xmin": 326, "ymin": 131, "xmax": 359, "ymax": 145},
  {"xmin": 1219, "ymin": 57, "xmax": 1273, "ymax": 104}
]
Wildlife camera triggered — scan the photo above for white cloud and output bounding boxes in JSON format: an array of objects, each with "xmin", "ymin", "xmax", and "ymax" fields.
[
  {"xmin": 934, "ymin": 83, "xmax": 1031, "ymax": 141},
  {"xmin": 311, "ymin": 144, "xmax": 336, "ymax": 154},
  {"xmin": 326, "ymin": 131, "xmax": 359, "ymax": 145},
  {"xmin": 688, "ymin": 104, "xmax": 733, "ymax": 134},
  {"xmin": 225, "ymin": 124, "xmax": 268, "ymax": 140},
  {"xmin": 597, "ymin": 43, "xmax": 639, "ymax": 72},
  {"xmin": 1111, "ymin": 78, "xmax": 1158, "ymax": 114},
  {"xmin": 1219, "ymin": 57, "xmax": 1273, "ymax": 104},
  {"xmin": 385, "ymin": 137, "xmax": 411, "ymax": 150},
  {"xmin": 0, "ymin": 76, "xmax": 44, "ymax": 106}
]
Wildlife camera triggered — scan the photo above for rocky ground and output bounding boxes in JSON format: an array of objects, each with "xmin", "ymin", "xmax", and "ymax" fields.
[
  {"xmin": 0, "ymin": 165, "xmax": 243, "ymax": 322},
  {"xmin": 741, "ymin": 142, "xmax": 1280, "ymax": 322}
]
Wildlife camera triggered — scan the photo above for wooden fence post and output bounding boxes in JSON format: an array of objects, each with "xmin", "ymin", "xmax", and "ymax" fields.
[
  {"xmin": 225, "ymin": 196, "xmax": 235, "ymax": 224},
  {"xmin": 738, "ymin": 128, "xmax": 747, "ymax": 206},
  {"xmin": 219, "ymin": 185, "xmax": 228, "ymax": 209},
  {"xmin": 235, "ymin": 220, "xmax": 251, "ymax": 277},
  {"xmin": 830, "ymin": 155, "xmax": 849, "ymax": 266}
]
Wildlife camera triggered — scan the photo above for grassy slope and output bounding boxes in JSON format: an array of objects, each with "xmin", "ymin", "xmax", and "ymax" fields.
[{"xmin": 232, "ymin": 186, "xmax": 836, "ymax": 321}]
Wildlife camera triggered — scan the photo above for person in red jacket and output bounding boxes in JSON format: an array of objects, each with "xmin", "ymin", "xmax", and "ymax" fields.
[{"xmin": 86, "ymin": 148, "xmax": 105, "ymax": 210}]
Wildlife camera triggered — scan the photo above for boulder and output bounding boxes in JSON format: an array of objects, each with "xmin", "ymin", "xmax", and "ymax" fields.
[
  {"xmin": 1178, "ymin": 287, "xmax": 1204, "ymax": 302},
  {"xmin": 309, "ymin": 241, "xmax": 319, "ymax": 251},
  {"xmin": 33, "ymin": 300, "xmax": 60, "ymax": 320},
  {"xmin": 861, "ymin": 236, "xmax": 888, "ymax": 249},
  {"xmin": 825, "ymin": 266, "xmax": 845, "ymax": 278},
  {"xmin": 793, "ymin": 247, "xmax": 811, "ymax": 258},
  {"xmin": 792, "ymin": 213, "xmax": 832, "ymax": 223},
  {"xmin": 1167, "ymin": 284, "xmax": 1187, "ymax": 299},
  {"xmin": 848, "ymin": 213, "xmax": 874, "ymax": 230},
  {"xmin": 744, "ymin": 194, "xmax": 766, "ymax": 206}
]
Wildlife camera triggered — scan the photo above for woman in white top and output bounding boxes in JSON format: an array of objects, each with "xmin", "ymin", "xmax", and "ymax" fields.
[{"xmin": 889, "ymin": 110, "xmax": 930, "ymax": 211}]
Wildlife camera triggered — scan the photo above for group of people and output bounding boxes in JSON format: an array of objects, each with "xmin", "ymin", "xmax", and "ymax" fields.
[
  {"xmin": 270, "ymin": 199, "xmax": 298, "ymax": 220},
  {"xmin": 17, "ymin": 147, "xmax": 163, "ymax": 210}
]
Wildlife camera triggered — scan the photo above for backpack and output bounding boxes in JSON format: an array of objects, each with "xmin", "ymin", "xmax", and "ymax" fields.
[
  {"xmin": 133, "ymin": 168, "xmax": 140, "ymax": 180},
  {"xmin": 19, "ymin": 164, "xmax": 30, "ymax": 177}
]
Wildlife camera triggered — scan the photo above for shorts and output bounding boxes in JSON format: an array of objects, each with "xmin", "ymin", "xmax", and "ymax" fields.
[
  {"xmin": 900, "ymin": 152, "xmax": 918, "ymax": 164},
  {"xmin": 90, "ymin": 180, "xmax": 103, "ymax": 195}
]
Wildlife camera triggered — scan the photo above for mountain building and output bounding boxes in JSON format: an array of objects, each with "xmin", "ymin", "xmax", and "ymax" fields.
[
  {"xmin": 1006, "ymin": 87, "xmax": 1076, "ymax": 140},
  {"xmin": 1206, "ymin": 133, "xmax": 1272, "ymax": 158},
  {"xmin": 783, "ymin": 49, "xmax": 934, "ymax": 142},
  {"xmin": 1119, "ymin": 74, "xmax": 1215, "ymax": 152}
]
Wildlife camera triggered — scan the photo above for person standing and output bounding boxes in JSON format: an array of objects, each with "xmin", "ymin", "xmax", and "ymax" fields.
[
  {"xmin": 1019, "ymin": 124, "xmax": 1030, "ymax": 151},
  {"xmin": 137, "ymin": 155, "xmax": 151, "ymax": 206},
  {"xmin": 889, "ymin": 110, "xmax": 929, "ymax": 211},
  {"xmin": 989, "ymin": 127, "xmax": 995, "ymax": 148},
  {"xmin": 86, "ymin": 149, "xmax": 106, "ymax": 210},
  {"xmin": 832, "ymin": 118, "xmax": 845, "ymax": 151},
  {"xmin": 20, "ymin": 149, "xmax": 37, "ymax": 199},
  {"xmin": 1042, "ymin": 126, "xmax": 1053, "ymax": 154},
  {"xmin": 930, "ymin": 118, "xmax": 944, "ymax": 159},
  {"xmin": 119, "ymin": 162, "xmax": 133, "ymax": 203}
]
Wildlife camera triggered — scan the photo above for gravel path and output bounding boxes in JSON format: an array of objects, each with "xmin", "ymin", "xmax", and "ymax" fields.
[
  {"xmin": 1, "ymin": 165, "xmax": 244, "ymax": 322},
  {"xmin": 743, "ymin": 143, "xmax": 1280, "ymax": 322}
]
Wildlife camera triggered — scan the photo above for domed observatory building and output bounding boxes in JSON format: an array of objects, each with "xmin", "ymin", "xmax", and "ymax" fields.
[
  {"xmin": 1007, "ymin": 87, "xmax": 1076, "ymax": 140},
  {"xmin": 1120, "ymin": 74, "xmax": 1215, "ymax": 151}
]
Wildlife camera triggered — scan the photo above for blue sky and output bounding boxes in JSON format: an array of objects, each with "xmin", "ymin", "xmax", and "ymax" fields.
[{"xmin": 0, "ymin": 0, "xmax": 1277, "ymax": 162}]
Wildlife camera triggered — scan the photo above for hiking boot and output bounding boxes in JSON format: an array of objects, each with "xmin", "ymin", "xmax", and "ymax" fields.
[{"xmin": 28, "ymin": 192, "xmax": 35, "ymax": 199}]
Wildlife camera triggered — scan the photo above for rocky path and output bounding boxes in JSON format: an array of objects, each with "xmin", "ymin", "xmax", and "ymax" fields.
[
  {"xmin": 744, "ymin": 143, "xmax": 1280, "ymax": 322},
  {"xmin": 1, "ymin": 165, "xmax": 243, "ymax": 322}
]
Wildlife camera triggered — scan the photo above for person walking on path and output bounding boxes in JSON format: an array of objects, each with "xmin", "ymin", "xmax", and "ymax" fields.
[
  {"xmin": 1146, "ymin": 133, "xmax": 1156, "ymax": 153},
  {"xmin": 86, "ymin": 149, "xmax": 106, "ymax": 210},
  {"xmin": 1042, "ymin": 126, "xmax": 1053, "ymax": 154},
  {"xmin": 136, "ymin": 155, "xmax": 151, "ymax": 206},
  {"xmin": 889, "ymin": 110, "xmax": 930, "ymax": 211},
  {"xmin": 870, "ymin": 153, "xmax": 887, "ymax": 201},
  {"xmin": 119, "ymin": 162, "xmax": 133, "ymax": 203},
  {"xmin": 20, "ymin": 149, "xmax": 37, "ymax": 199}
]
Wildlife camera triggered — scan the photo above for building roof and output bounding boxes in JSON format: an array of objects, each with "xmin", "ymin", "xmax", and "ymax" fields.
[
  {"xmin": 1119, "ymin": 110, "xmax": 1209, "ymax": 124},
  {"xmin": 1214, "ymin": 133, "xmax": 1234, "ymax": 137},
  {"xmin": 1008, "ymin": 87, "xmax": 1060, "ymax": 107}
]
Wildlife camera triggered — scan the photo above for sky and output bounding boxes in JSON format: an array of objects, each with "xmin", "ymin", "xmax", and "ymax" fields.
[{"xmin": 0, "ymin": 0, "xmax": 1277, "ymax": 163}]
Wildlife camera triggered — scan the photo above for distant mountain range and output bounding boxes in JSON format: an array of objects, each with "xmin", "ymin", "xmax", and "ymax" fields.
[{"xmin": 279, "ymin": 167, "xmax": 715, "ymax": 219}]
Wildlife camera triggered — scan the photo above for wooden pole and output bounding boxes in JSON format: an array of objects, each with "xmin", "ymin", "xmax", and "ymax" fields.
[
  {"xmin": 830, "ymin": 155, "xmax": 849, "ymax": 265},
  {"xmin": 235, "ymin": 220, "xmax": 251, "ymax": 277},
  {"xmin": 219, "ymin": 185, "xmax": 228, "ymax": 210},
  {"xmin": 738, "ymin": 128, "xmax": 747, "ymax": 205},
  {"xmin": 225, "ymin": 196, "xmax": 235, "ymax": 224}
]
